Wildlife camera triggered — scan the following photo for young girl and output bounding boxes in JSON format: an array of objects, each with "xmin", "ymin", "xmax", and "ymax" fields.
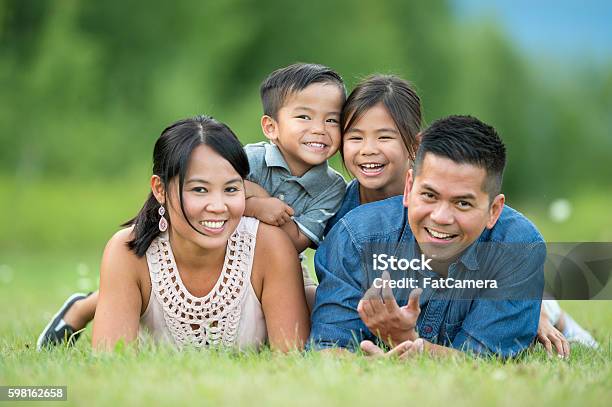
[
  {"xmin": 327, "ymin": 74, "xmax": 597, "ymax": 357},
  {"xmin": 42, "ymin": 116, "xmax": 309, "ymax": 351}
]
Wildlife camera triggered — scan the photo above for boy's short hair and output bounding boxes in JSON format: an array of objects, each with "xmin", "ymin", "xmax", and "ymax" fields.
[
  {"xmin": 413, "ymin": 115, "xmax": 506, "ymax": 199},
  {"xmin": 260, "ymin": 63, "xmax": 346, "ymax": 119}
]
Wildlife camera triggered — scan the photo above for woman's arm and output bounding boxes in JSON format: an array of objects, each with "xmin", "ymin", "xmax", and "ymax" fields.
[
  {"xmin": 253, "ymin": 223, "xmax": 310, "ymax": 352},
  {"xmin": 91, "ymin": 228, "xmax": 143, "ymax": 351}
]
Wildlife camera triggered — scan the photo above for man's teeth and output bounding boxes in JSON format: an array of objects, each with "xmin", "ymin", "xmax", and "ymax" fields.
[
  {"xmin": 426, "ymin": 228, "xmax": 455, "ymax": 239},
  {"xmin": 199, "ymin": 220, "xmax": 225, "ymax": 229},
  {"xmin": 306, "ymin": 142, "xmax": 326, "ymax": 148}
]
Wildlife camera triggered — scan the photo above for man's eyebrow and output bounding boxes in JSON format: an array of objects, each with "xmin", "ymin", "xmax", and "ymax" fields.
[
  {"xmin": 421, "ymin": 183, "xmax": 477, "ymax": 200},
  {"xmin": 452, "ymin": 193, "xmax": 477, "ymax": 200},
  {"xmin": 421, "ymin": 183, "xmax": 439, "ymax": 194}
]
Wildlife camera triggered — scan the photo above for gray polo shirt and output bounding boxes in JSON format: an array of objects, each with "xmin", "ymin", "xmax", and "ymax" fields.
[{"xmin": 244, "ymin": 142, "xmax": 346, "ymax": 246}]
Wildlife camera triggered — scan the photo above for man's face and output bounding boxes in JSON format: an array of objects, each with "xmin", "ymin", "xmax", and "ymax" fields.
[{"xmin": 403, "ymin": 153, "xmax": 504, "ymax": 264}]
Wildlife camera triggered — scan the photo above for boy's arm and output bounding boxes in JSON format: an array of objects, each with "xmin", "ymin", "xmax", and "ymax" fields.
[
  {"xmin": 245, "ymin": 195, "xmax": 312, "ymax": 253},
  {"xmin": 244, "ymin": 180, "xmax": 270, "ymax": 199},
  {"xmin": 280, "ymin": 219, "xmax": 313, "ymax": 253},
  {"xmin": 244, "ymin": 180, "xmax": 313, "ymax": 252}
]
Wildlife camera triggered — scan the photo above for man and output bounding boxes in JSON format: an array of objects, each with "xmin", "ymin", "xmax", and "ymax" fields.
[{"xmin": 309, "ymin": 115, "xmax": 545, "ymax": 358}]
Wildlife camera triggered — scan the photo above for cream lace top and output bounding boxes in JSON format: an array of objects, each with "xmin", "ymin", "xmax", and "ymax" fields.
[{"xmin": 140, "ymin": 217, "xmax": 267, "ymax": 349}]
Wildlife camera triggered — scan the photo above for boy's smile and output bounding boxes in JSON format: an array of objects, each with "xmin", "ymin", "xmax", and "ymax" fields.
[{"xmin": 262, "ymin": 82, "xmax": 343, "ymax": 176}]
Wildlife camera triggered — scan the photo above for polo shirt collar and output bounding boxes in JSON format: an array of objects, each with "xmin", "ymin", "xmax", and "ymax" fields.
[{"xmin": 263, "ymin": 142, "xmax": 330, "ymax": 197}]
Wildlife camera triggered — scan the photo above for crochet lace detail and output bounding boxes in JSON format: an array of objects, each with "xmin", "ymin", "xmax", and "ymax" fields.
[{"xmin": 145, "ymin": 228, "xmax": 255, "ymax": 348}]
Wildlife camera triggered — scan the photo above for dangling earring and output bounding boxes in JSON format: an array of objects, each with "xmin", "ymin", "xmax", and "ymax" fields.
[{"xmin": 158, "ymin": 204, "xmax": 168, "ymax": 232}]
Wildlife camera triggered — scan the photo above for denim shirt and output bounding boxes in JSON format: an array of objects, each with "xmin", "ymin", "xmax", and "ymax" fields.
[
  {"xmin": 309, "ymin": 196, "xmax": 545, "ymax": 358},
  {"xmin": 323, "ymin": 179, "xmax": 360, "ymax": 237}
]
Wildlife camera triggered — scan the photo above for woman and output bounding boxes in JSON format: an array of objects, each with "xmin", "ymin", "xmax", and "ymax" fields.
[{"xmin": 92, "ymin": 115, "xmax": 309, "ymax": 351}]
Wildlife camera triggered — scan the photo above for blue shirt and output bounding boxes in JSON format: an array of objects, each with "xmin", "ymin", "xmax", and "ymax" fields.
[
  {"xmin": 244, "ymin": 142, "xmax": 346, "ymax": 245},
  {"xmin": 309, "ymin": 196, "xmax": 545, "ymax": 358},
  {"xmin": 323, "ymin": 179, "xmax": 360, "ymax": 237}
]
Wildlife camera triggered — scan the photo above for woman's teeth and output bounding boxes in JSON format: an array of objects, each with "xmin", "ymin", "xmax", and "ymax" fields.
[
  {"xmin": 199, "ymin": 220, "xmax": 225, "ymax": 229},
  {"xmin": 425, "ymin": 227, "xmax": 456, "ymax": 240}
]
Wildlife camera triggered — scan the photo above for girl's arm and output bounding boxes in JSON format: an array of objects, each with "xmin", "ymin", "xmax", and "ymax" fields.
[
  {"xmin": 254, "ymin": 223, "xmax": 310, "ymax": 351},
  {"xmin": 91, "ymin": 228, "xmax": 143, "ymax": 351}
]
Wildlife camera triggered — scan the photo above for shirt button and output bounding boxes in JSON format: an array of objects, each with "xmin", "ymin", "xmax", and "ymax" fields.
[
  {"xmin": 422, "ymin": 325, "xmax": 433, "ymax": 334},
  {"xmin": 278, "ymin": 194, "xmax": 285, "ymax": 201}
]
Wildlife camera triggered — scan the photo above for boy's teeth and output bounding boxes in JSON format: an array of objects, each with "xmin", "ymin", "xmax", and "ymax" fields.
[
  {"xmin": 306, "ymin": 142, "xmax": 326, "ymax": 148},
  {"xmin": 361, "ymin": 163, "xmax": 383, "ymax": 169},
  {"xmin": 426, "ymin": 228, "xmax": 454, "ymax": 239},
  {"xmin": 200, "ymin": 220, "xmax": 225, "ymax": 229}
]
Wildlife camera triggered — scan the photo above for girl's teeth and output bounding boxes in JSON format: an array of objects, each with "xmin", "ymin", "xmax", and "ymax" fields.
[
  {"xmin": 360, "ymin": 164, "xmax": 384, "ymax": 173},
  {"xmin": 200, "ymin": 220, "xmax": 225, "ymax": 229}
]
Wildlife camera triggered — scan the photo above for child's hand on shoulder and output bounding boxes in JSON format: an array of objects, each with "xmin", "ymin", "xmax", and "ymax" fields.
[{"xmin": 246, "ymin": 197, "xmax": 295, "ymax": 227}]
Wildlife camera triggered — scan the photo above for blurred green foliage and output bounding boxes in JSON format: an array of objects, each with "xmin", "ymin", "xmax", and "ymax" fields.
[{"xmin": 1, "ymin": 0, "xmax": 611, "ymax": 250}]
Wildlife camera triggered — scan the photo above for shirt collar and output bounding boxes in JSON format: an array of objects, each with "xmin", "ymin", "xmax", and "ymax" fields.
[
  {"xmin": 263, "ymin": 142, "xmax": 290, "ymax": 170},
  {"xmin": 263, "ymin": 142, "xmax": 331, "ymax": 196},
  {"xmin": 459, "ymin": 242, "xmax": 480, "ymax": 271}
]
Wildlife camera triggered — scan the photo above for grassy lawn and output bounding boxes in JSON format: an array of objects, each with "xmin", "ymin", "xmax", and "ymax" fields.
[{"xmin": 1, "ymin": 251, "xmax": 610, "ymax": 406}]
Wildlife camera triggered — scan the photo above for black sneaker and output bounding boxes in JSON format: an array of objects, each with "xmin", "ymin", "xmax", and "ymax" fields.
[{"xmin": 37, "ymin": 293, "xmax": 89, "ymax": 350}]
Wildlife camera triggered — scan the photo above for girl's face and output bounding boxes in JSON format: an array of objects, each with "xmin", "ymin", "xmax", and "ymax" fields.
[
  {"xmin": 342, "ymin": 103, "xmax": 412, "ymax": 199},
  {"xmin": 165, "ymin": 144, "xmax": 246, "ymax": 252}
]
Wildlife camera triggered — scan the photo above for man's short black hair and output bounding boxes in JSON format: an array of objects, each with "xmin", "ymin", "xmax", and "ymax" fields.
[
  {"xmin": 413, "ymin": 115, "xmax": 506, "ymax": 199},
  {"xmin": 260, "ymin": 63, "xmax": 346, "ymax": 119}
]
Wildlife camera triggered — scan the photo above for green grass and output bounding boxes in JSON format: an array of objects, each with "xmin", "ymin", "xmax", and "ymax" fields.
[
  {"xmin": 1, "ymin": 252, "xmax": 611, "ymax": 406},
  {"xmin": 1, "ymin": 180, "xmax": 611, "ymax": 405}
]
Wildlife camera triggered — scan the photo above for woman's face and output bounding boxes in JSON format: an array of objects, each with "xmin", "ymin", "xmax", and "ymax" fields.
[
  {"xmin": 165, "ymin": 144, "xmax": 246, "ymax": 251},
  {"xmin": 342, "ymin": 103, "xmax": 412, "ymax": 198}
]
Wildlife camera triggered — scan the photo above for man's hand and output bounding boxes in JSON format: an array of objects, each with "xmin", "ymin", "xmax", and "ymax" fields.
[
  {"xmin": 537, "ymin": 309, "xmax": 570, "ymax": 359},
  {"xmin": 357, "ymin": 271, "xmax": 422, "ymax": 347},
  {"xmin": 245, "ymin": 197, "xmax": 295, "ymax": 226},
  {"xmin": 360, "ymin": 338, "xmax": 424, "ymax": 360}
]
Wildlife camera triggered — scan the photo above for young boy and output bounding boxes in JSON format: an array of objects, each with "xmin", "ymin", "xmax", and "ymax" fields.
[
  {"xmin": 244, "ymin": 63, "xmax": 346, "ymax": 292},
  {"xmin": 37, "ymin": 63, "xmax": 347, "ymax": 349}
]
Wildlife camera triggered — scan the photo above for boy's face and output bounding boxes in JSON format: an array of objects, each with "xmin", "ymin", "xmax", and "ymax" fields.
[
  {"xmin": 262, "ymin": 82, "xmax": 343, "ymax": 176},
  {"xmin": 403, "ymin": 153, "xmax": 504, "ymax": 265}
]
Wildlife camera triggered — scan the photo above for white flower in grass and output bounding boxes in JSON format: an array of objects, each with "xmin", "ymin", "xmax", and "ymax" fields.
[
  {"xmin": 549, "ymin": 199, "xmax": 572, "ymax": 223},
  {"xmin": 492, "ymin": 369, "xmax": 507, "ymax": 381}
]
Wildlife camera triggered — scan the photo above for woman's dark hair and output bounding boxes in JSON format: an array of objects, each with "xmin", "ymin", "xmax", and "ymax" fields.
[
  {"xmin": 340, "ymin": 74, "xmax": 422, "ymax": 161},
  {"xmin": 123, "ymin": 115, "xmax": 249, "ymax": 257}
]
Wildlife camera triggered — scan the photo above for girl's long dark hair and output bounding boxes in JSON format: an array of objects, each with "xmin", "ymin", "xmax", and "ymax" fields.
[
  {"xmin": 341, "ymin": 74, "xmax": 422, "ymax": 161},
  {"xmin": 122, "ymin": 115, "xmax": 249, "ymax": 257}
]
